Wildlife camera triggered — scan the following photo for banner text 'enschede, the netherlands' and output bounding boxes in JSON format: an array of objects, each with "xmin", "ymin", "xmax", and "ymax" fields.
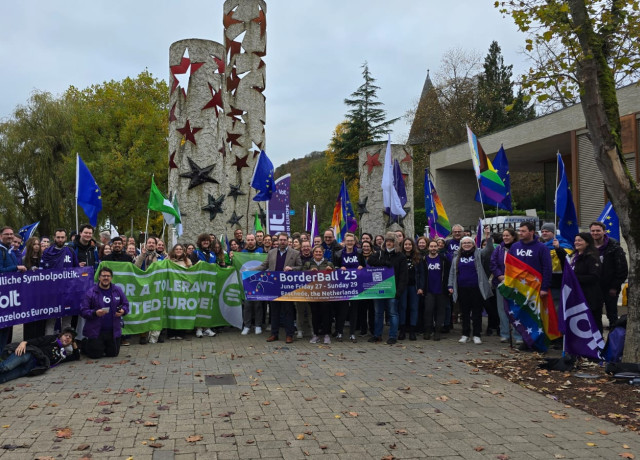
[{"xmin": 242, "ymin": 267, "xmax": 396, "ymax": 302}]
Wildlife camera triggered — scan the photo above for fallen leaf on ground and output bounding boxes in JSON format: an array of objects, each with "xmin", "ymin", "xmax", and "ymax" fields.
[
  {"xmin": 55, "ymin": 427, "xmax": 72, "ymax": 438},
  {"xmin": 598, "ymin": 429, "xmax": 609, "ymax": 435},
  {"xmin": 76, "ymin": 444, "xmax": 90, "ymax": 451},
  {"xmin": 149, "ymin": 443, "xmax": 164, "ymax": 448},
  {"xmin": 151, "ymin": 360, "xmax": 161, "ymax": 365},
  {"xmin": 335, "ymin": 372, "xmax": 346, "ymax": 377},
  {"xmin": 619, "ymin": 453, "xmax": 635, "ymax": 459},
  {"xmin": 587, "ymin": 442, "xmax": 597, "ymax": 447},
  {"xmin": 262, "ymin": 401, "xmax": 271, "ymax": 405},
  {"xmin": 221, "ymin": 433, "xmax": 235, "ymax": 438},
  {"xmin": 474, "ymin": 446, "xmax": 484, "ymax": 451},
  {"xmin": 544, "ymin": 433, "xmax": 556, "ymax": 438},
  {"xmin": 143, "ymin": 421, "xmax": 157, "ymax": 427},
  {"xmin": 348, "ymin": 411, "xmax": 358, "ymax": 417},
  {"xmin": 436, "ymin": 395, "xmax": 449, "ymax": 402},
  {"xmin": 296, "ymin": 434, "xmax": 305, "ymax": 440},
  {"xmin": 395, "ymin": 429, "xmax": 408, "ymax": 435},
  {"xmin": 186, "ymin": 435, "xmax": 203, "ymax": 442}
]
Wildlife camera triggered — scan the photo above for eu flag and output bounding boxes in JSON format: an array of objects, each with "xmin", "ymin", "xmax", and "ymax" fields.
[
  {"xmin": 251, "ymin": 150, "xmax": 275, "ymax": 201},
  {"xmin": 555, "ymin": 153, "xmax": 579, "ymax": 242},
  {"xmin": 18, "ymin": 221, "xmax": 40, "ymax": 251},
  {"xmin": 597, "ymin": 201, "xmax": 620, "ymax": 241},
  {"xmin": 76, "ymin": 154, "xmax": 102, "ymax": 226}
]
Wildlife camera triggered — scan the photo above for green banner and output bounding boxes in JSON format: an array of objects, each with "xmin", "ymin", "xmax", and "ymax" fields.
[{"xmin": 98, "ymin": 260, "xmax": 244, "ymax": 334}]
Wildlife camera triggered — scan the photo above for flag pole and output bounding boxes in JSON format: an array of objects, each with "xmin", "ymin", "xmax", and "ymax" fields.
[
  {"xmin": 130, "ymin": 217, "xmax": 134, "ymax": 242},
  {"xmin": 144, "ymin": 175, "xmax": 152, "ymax": 242},
  {"xmin": 475, "ymin": 177, "xmax": 486, "ymax": 220},
  {"xmin": 554, "ymin": 151, "xmax": 560, "ymax": 231},
  {"xmin": 75, "ymin": 154, "xmax": 79, "ymax": 233}
]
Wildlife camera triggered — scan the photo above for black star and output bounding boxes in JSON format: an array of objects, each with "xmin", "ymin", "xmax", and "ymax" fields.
[
  {"xmin": 202, "ymin": 194, "xmax": 225, "ymax": 221},
  {"xmin": 180, "ymin": 157, "xmax": 219, "ymax": 189},
  {"xmin": 227, "ymin": 211, "xmax": 243, "ymax": 227},
  {"xmin": 357, "ymin": 196, "xmax": 369, "ymax": 216},
  {"xmin": 227, "ymin": 183, "xmax": 246, "ymax": 202},
  {"xmin": 257, "ymin": 203, "xmax": 267, "ymax": 223},
  {"xmin": 396, "ymin": 206, "xmax": 411, "ymax": 229}
]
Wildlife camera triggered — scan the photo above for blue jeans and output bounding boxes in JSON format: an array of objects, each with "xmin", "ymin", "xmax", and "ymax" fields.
[
  {"xmin": 374, "ymin": 298, "xmax": 399, "ymax": 339},
  {"xmin": 398, "ymin": 287, "xmax": 419, "ymax": 327},
  {"xmin": 496, "ymin": 289, "xmax": 522, "ymax": 341},
  {"xmin": 0, "ymin": 352, "xmax": 35, "ymax": 384}
]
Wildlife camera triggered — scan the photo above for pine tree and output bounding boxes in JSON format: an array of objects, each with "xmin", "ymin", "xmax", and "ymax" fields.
[
  {"xmin": 329, "ymin": 62, "xmax": 398, "ymax": 184},
  {"xmin": 475, "ymin": 41, "xmax": 535, "ymax": 134}
]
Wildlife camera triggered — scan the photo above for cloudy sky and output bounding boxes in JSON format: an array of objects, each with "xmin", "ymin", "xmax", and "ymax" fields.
[{"xmin": 0, "ymin": 1, "xmax": 529, "ymax": 167}]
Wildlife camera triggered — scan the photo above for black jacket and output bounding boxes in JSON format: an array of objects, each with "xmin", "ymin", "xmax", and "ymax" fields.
[
  {"xmin": 599, "ymin": 238, "xmax": 628, "ymax": 293},
  {"xmin": 558, "ymin": 251, "xmax": 603, "ymax": 312},
  {"xmin": 1, "ymin": 335, "xmax": 79, "ymax": 376},
  {"xmin": 102, "ymin": 251, "xmax": 134, "ymax": 263},
  {"xmin": 367, "ymin": 249, "xmax": 408, "ymax": 297},
  {"xmin": 332, "ymin": 248, "xmax": 365, "ymax": 268}
]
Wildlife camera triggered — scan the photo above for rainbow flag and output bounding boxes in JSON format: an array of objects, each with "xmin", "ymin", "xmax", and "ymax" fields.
[
  {"xmin": 498, "ymin": 253, "xmax": 561, "ymax": 350},
  {"xmin": 466, "ymin": 126, "xmax": 506, "ymax": 204},
  {"xmin": 331, "ymin": 179, "xmax": 357, "ymax": 243},
  {"xmin": 424, "ymin": 169, "xmax": 451, "ymax": 238}
]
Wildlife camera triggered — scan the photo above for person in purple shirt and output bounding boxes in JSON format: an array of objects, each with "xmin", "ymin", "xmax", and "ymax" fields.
[
  {"xmin": 80, "ymin": 267, "xmax": 129, "ymax": 359},
  {"xmin": 424, "ymin": 240, "xmax": 450, "ymax": 341},
  {"xmin": 510, "ymin": 222, "xmax": 553, "ymax": 295}
]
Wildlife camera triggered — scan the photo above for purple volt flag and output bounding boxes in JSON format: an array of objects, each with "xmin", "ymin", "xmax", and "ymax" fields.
[
  {"xmin": 559, "ymin": 263, "xmax": 605, "ymax": 360},
  {"xmin": 267, "ymin": 174, "xmax": 291, "ymax": 235},
  {"xmin": 475, "ymin": 217, "xmax": 483, "ymax": 248}
]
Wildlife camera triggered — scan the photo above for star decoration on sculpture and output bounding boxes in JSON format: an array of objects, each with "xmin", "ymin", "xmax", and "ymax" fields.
[
  {"xmin": 226, "ymin": 41, "xmax": 242, "ymax": 63},
  {"xmin": 223, "ymin": 8, "xmax": 243, "ymax": 28},
  {"xmin": 226, "ymin": 66, "xmax": 241, "ymax": 95},
  {"xmin": 202, "ymin": 194, "xmax": 225, "ymax": 221},
  {"xmin": 211, "ymin": 55, "xmax": 225, "ymax": 73},
  {"xmin": 170, "ymin": 50, "xmax": 204, "ymax": 97},
  {"xmin": 169, "ymin": 151, "xmax": 178, "ymax": 170},
  {"xmin": 257, "ymin": 204, "xmax": 267, "ymax": 223},
  {"xmin": 232, "ymin": 153, "xmax": 249, "ymax": 171},
  {"xmin": 169, "ymin": 103, "xmax": 177, "ymax": 122},
  {"xmin": 227, "ymin": 211, "xmax": 243, "ymax": 227},
  {"xmin": 397, "ymin": 206, "xmax": 411, "ymax": 228},
  {"xmin": 357, "ymin": 196, "xmax": 369, "ymax": 216},
  {"xmin": 177, "ymin": 120, "xmax": 202, "ymax": 145},
  {"xmin": 228, "ymin": 183, "xmax": 246, "ymax": 202},
  {"xmin": 364, "ymin": 151, "xmax": 382, "ymax": 174},
  {"xmin": 252, "ymin": 9, "xmax": 267, "ymax": 37},
  {"xmin": 180, "ymin": 157, "xmax": 218, "ymax": 189},
  {"xmin": 401, "ymin": 148, "xmax": 413, "ymax": 163},
  {"xmin": 202, "ymin": 83, "xmax": 224, "ymax": 116}
]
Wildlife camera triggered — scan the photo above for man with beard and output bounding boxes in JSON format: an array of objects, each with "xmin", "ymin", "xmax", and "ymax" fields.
[
  {"xmin": 190, "ymin": 233, "xmax": 216, "ymax": 265},
  {"xmin": 101, "ymin": 237, "xmax": 133, "ymax": 262},
  {"xmin": 72, "ymin": 224, "xmax": 99, "ymax": 270},
  {"xmin": 0, "ymin": 227, "xmax": 26, "ymax": 352}
]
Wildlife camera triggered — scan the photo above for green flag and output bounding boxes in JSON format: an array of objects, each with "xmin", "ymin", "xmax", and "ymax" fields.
[
  {"xmin": 148, "ymin": 177, "xmax": 180, "ymax": 222},
  {"xmin": 254, "ymin": 212, "xmax": 263, "ymax": 232}
]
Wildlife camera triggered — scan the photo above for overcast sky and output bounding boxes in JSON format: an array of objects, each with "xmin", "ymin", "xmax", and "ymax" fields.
[{"xmin": 0, "ymin": 1, "xmax": 530, "ymax": 167}]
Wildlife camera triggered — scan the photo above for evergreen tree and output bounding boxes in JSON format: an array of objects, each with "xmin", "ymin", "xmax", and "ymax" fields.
[
  {"xmin": 329, "ymin": 62, "xmax": 398, "ymax": 184},
  {"xmin": 475, "ymin": 41, "xmax": 535, "ymax": 134}
]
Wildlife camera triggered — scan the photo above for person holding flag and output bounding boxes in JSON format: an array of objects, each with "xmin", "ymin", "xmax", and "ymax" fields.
[{"xmin": 556, "ymin": 232, "xmax": 604, "ymax": 333}]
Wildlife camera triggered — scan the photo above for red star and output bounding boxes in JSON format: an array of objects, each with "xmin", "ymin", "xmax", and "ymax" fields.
[
  {"xmin": 177, "ymin": 120, "xmax": 202, "ymax": 145},
  {"xmin": 227, "ymin": 105, "xmax": 245, "ymax": 127},
  {"xmin": 402, "ymin": 173, "xmax": 409, "ymax": 183},
  {"xmin": 226, "ymin": 67, "xmax": 241, "ymax": 95},
  {"xmin": 212, "ymin": 55, "xmax": 225, "ymax": 73},
  {"xmin": 226, "ymin": 40, "xmax": 242, "ymax": 62},
  {"xmin": 219, "ymin": 146, "xmax": 227, "ymax": 158},
  {"xmin": 223, "ymin": 8, "xmax": 242, "ymax": 28},
  {"xmin": 169, "ymin": 103, "xmax": 177, "ymax": 122},
  {"xmin": 253, "ymin": 150, "xmax": 261, "ymax": 159},
  {"xmin": 226, "ymin": 133, "xmax": 242, "ymax": 148},
  {"xmin": 202, "ymin": 83, "xmax": 224, "ymax": 116},
  {"xmin": 364, "ymin": 151, "xmax": 382, "ymax": 174},
  {"xmin": 232, "ymin": 153, "xmax": 249, "ymax": 171},
  {"xmin": 252, "ymin": 9, "xmax": 266, "ymax": 37},
  {"xmin": 401, "ymin": 148, "xmax": 412, "ymax": 163},
  {"xmin": 170, "ymin": 53, "xmax": 204, "ymax": 96},
  {"xmin": 169, "ymin": 151, "xmax": 178, "ymax": 169}
]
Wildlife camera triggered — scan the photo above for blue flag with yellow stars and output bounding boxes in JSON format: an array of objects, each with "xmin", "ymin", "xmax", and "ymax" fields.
[
  {"xmin": 76, "ymin": 154, "xmax": 102, "ymax": 226},
  {"xmin": 597, "ymin": 201, "xmax": 620, "ymax": 241},
  {"xmin": 251, "ymin": 150, "xmax": 275, "ymax": 201},
  {"xmin": 555, "ymin": 153, "xmax": 579, "ymax": 243}
]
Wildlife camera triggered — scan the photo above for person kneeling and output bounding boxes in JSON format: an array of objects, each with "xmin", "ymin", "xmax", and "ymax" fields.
[
  {"xmin": 80, "ymin": 267, "xmax": 129, "ymax": 359},
  {"xmin": 0, "ymin": 328, "xmax": 79, "ymax": 384}
]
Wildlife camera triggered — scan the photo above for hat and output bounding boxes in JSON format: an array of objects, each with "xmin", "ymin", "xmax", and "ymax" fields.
[
  {"xmin": 541, "ymin": 223, "xmax": 556, "ymax": 233},
  {"xmin": 384, "ymin": 232, "xmax": 397, "ymax": 243}
]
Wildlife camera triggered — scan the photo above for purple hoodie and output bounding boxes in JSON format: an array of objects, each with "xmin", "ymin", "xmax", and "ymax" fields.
[
  {"xmin": 80, "ymin": 284, "xmax": 129, "ymax": 339},
  {"xmin": 509, "ymin": 239, "xmax": 552, "ymax": 290}
]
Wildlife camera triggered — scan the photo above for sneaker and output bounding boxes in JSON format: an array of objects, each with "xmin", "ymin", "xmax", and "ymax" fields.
[
  {"xmin": 349, "ymin": 334, "xmax": 357, "ymax": 343},
  {"xmin": 121, "ymin": 339, "xmax": 130, "ymax": 346},
  {"xmin": 169, "ymin": 336, "xmax": 176, "ymax": 340},
  {"xmin": 458, "ymin": 336, "xmax": 469, "ymax": 343},
  {"xmin": 255, "ymin": 327, "xmax": 262, "ymax": 335},
  {"xmin": 500, "ymin": 337, "xmax": 509, "ymax": 343},
  {"xmin": 367, "ymin": 336, "xmax": 381, "ymax": 343},
  {"xmin": 324, "ymin": 335, "xmax": 331, "ymax": 344},
  {"xmin": 195, "ymin": 328, "xmax": 203, "ymax": 338},
  {"xmin": 336, "ymin": 333, "xmax": 343, "ymax": 342},
  {"xmin": 358, "ymin": 331, "xmax": 368, "ymax": 337},
  {"xmin": 175, "ymin": 336, "xmax": 183, "ymax": 340},
  {"xmin": 148, "ymin": 335, "xmax": 157, "ymax": 344},
  {"xmin": 473, "ymin": 336, "xmax": 482, "ymax": 345},
  {"xmin": 309, "ymin": 335, "xmax": 319, "ymax": 344},
  {"xmin": 241, "ymin": 327, "xmax": 250, "ymax": 335},
  {"xmin": 203, "ymin": 328, "xmax": 216, "ymax": 337},
  {"xmin": 387, "ymin": 337, "xmax": 397, "ymax": 345},
  {"xmin": 297, "ymin": 330, "xmax": 303, "ymax": 339}
]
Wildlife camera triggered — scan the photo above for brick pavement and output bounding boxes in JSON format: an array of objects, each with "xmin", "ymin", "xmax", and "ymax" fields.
[{"xmin": 0, "ymin": 327, "xmax": 638, "ymax": 460}]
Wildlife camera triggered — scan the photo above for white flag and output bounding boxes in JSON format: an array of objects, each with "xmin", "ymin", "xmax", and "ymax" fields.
[{"xmin": 381, "ymin": 135, "xmax": 406, "ymax": 217}]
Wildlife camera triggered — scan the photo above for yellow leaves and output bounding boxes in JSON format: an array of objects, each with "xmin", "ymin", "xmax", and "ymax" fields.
[
  {"xmin": 586, "ymin": 442, "xmax": 597, "ymax": 447},
  {"xmin": 296, "ymin": 434, "xmax": 305, "ymax": 440},
  {"xmin": 55, "ymin": 427, "xmax": 73, "ymax": 438},
  {"xmin": 619, "ymin": 453, "xmax": 635, "ymax": 459},
  {"xmin": 435, "ymin": 395, "xmax": 449, "ymax": 402},
  {"xmin": 186, "ymin": 435, "xmax": 202, "ymax": 442},
  {"xmin": 335, "ymin": 372, "xmax": 346, "ymax": 377}
]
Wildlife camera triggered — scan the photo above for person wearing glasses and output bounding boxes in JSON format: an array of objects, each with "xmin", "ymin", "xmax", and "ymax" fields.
[
  {"xmin": 0, "ymin": 227, "xmax": 27, "ymax": 352},
  {"xmin": 79, "ymin": 267, "xmax": 129, "ymax": 359}
]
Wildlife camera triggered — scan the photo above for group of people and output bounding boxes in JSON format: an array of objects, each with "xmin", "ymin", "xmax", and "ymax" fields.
[{"xmin": 0, "ymin": 217, "xmax": 628, "ymax": 383}]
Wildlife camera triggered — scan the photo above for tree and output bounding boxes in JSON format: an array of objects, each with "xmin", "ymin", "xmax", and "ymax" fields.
[
  {"xmin": 475, "ymin": 41, "xmax": 536, "ymax": 133},
  {"xmin": 0, "ymin": 91, "xmax": 73, "ymax": 235},
  {"xmin": 498, "ymin": 0, "xmax": 640, "ymax": 361},
  {"xmin": 329, "ymin": 62, "xmax": 398, "ymax": 184}
]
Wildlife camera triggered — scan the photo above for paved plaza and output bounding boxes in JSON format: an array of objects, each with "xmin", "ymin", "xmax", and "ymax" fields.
[{"xmin": 0, "ymin": 327, "xmax": 638, "ymax": 460}]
